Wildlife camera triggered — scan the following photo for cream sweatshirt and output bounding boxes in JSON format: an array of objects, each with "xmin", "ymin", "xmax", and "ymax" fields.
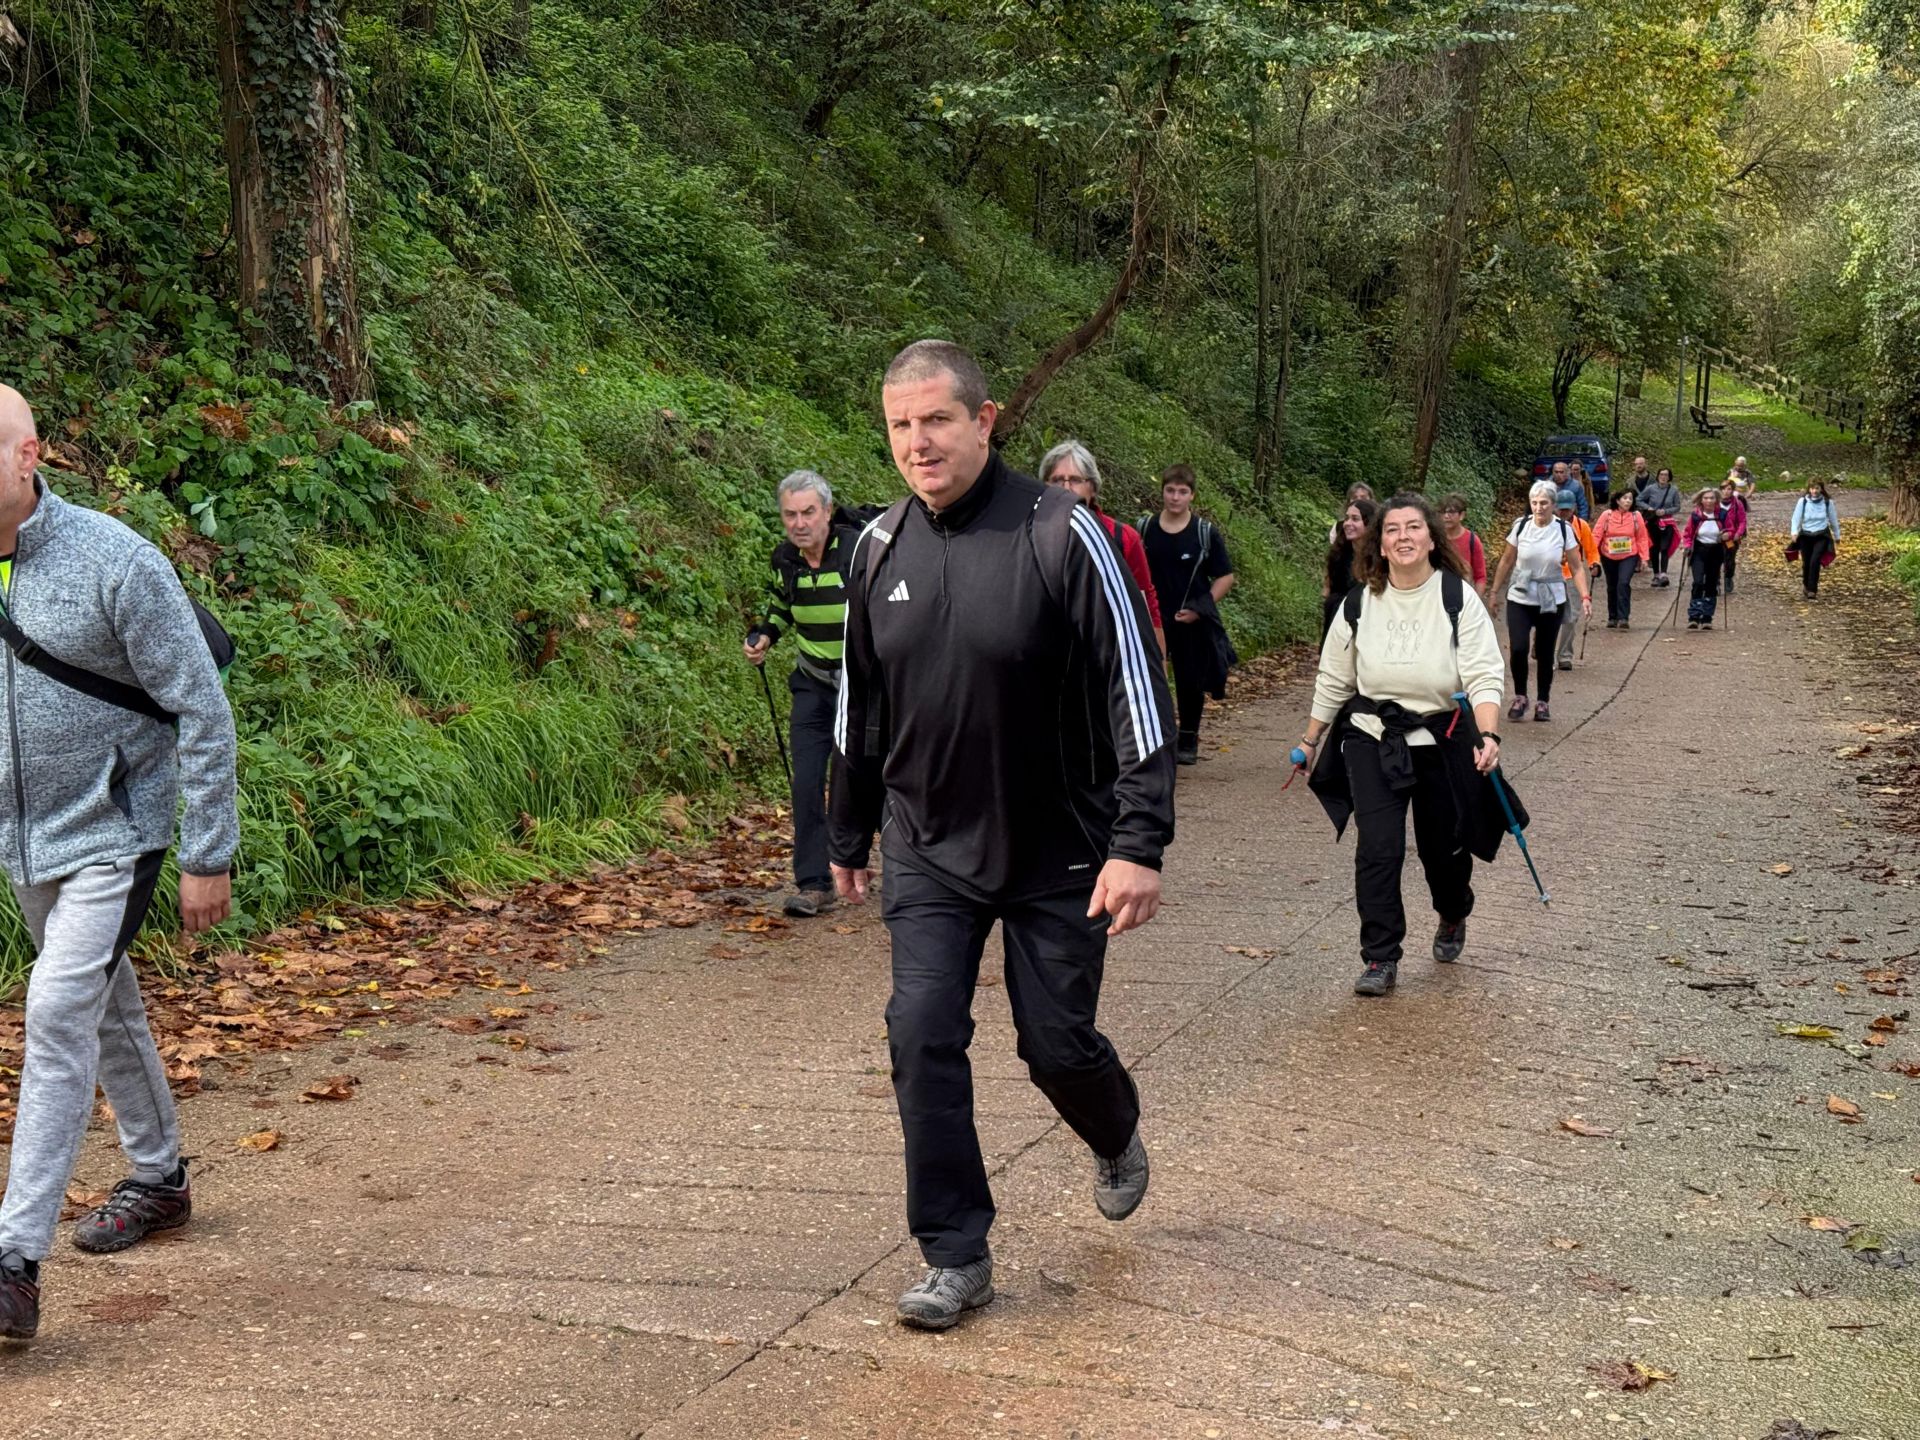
[{"xmin": 1311, "ymin": 571, "xmax": 1507, "ymax": 746}]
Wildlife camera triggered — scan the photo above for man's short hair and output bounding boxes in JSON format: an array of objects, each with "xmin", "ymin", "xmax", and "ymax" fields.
[
  {"xmin": 1038, "ymin": 439, "xmax": 1101, "ymax": 491},
  {"xmin": 777, "ymin": 469, "xmax": 832, "ymax": 510},
  {"xmin": 1161, "ymin": 462, "xmax": 1196, "ymax": 490},
  {"xmin": 883, "ymin": 340, "xmax": 991, "ymax": 416},
  {"xmin": 1439, "ymin": 493, "xmax": 1467, "ymax": 514}
]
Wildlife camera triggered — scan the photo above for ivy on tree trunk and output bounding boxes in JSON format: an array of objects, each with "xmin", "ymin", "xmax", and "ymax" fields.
[{"xmin": 215, "ymin": 0, "xmax": 368, "ymax": 407}]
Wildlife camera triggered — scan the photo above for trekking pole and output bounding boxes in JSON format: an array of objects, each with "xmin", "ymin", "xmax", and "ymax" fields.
[
  {"xmin": 1450, "ymin": 692, "xmax": 1550, "ymax": 906},
  {"xmin": 756, "ymin": 664, "xmax": 793, "ymax": 786}
]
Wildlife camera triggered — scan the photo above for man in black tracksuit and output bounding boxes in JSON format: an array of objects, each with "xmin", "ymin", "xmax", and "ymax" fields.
[{"xmin": 830, "ymin": 340, "xmax": 1175, "ymax": 1331}]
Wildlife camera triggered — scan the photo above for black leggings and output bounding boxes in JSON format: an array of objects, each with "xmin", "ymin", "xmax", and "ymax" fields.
[
  {"xmin": 1505, "ymin": 599, "xmax": 1563, "ymax": 702},
  {"xmin": 1646, "ymin": 518, "xmax": 1673, "ymax": 575},
  {"xmin": 1798, "ymin": 531, "xmax": 1833, "ymax": 593},
  {"xmin": 1688, "ymin": 544, "xmax": 1726, "ymax": 622},
  {"xmin": 1600, "ymin": 556, "xmax": 1638, "ymax": 622}
]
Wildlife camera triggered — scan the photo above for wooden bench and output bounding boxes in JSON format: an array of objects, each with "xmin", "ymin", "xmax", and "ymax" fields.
[{"xmin": 1688, "ymin": 403, "xmax": 1725, "ymax": 437}]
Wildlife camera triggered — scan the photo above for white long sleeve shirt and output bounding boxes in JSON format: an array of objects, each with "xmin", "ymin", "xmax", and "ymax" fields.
[{"xmin": 1312, "ymin": 571, "xmax": 1507, "ymax": 746}]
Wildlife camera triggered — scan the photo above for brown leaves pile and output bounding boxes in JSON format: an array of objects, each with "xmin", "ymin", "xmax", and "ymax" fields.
[
  {"xmin": 1586, "ymin": 1358, "xmax": 1674, "ymax": 1390},
  {"xmin": 0, "ymin": 806, "xmax": 794, "ymax": 1142}
]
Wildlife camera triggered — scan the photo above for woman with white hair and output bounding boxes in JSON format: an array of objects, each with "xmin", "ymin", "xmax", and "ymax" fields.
[
  {"xmin": 1039, "ymin": 440, "xmax": 1165, "ymax": 655},
  {"xmin": 1487, "ymin": 479, "xmax": 1592, "ymax": 723}
]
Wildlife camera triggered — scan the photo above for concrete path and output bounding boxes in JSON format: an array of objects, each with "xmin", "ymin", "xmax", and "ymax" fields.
[{"xmin": 5, "ymin": 491, "xmax": 1917, "ymax": 1439}]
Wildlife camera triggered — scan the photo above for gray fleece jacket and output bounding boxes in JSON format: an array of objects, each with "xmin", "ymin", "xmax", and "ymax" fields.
[{"xmin": 0, "ymin": 478, "xmax": 237, "ymax": 885}]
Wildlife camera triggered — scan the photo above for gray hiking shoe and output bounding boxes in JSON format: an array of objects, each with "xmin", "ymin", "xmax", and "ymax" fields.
[
  {"xmin": 897, "ymin": 1252, "xmax": 994, "ymax": 1331},
  {"xmin": 1353, "ymin": 960, "xmax": 1397, "ymax": 997},
  {"xmin": 1433, "ymin": 919, "xmax": 1467, "ymax": 964},
  {"xmin": 781, "ymin": 888, "xmax": 837, "ymax": 919},
  {"xmin": 1094, "ymin": 1130, "xmax": 1150, "ymax": 1221}
]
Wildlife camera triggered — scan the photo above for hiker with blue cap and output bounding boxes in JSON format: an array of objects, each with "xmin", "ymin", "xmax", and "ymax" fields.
[{"xmin": 1551, "ymin": 487, "xmax": 1600, "ymax": 672}]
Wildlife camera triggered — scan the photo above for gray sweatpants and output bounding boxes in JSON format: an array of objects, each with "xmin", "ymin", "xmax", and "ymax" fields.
[
  {"xmin": 1557, "ymin": 595, "xmax": 1577, "ymax": 664},
  {"xmin": 0, "ymin": 852, "xmax": 176, "ymax": 1260}
]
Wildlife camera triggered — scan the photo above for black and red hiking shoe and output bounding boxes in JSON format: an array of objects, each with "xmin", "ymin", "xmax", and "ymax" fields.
[
  {"xmin": 0, "ymin": 1250, "xmax": 40, "ymax": 1341},
  {"xmin": 71, "ymin": 1168, "xmax": 191, "ymax": 1254}
]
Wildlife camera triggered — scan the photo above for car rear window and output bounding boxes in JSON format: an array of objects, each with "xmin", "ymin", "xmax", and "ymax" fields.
[{"xmin": 1540, "ymin": 440, "xmax": 1604, "ymax": 460}]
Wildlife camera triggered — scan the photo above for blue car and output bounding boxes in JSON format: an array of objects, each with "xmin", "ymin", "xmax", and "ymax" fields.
[{"xmin": 1531, "ymin": 435, "xmax": 1613, "ymax": 514}]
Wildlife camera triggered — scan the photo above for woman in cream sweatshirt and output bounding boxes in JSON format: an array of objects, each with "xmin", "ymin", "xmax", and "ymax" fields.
[{"xmin": 1301, "ymin": 493, "xmax": 1506, "ymax": 997}]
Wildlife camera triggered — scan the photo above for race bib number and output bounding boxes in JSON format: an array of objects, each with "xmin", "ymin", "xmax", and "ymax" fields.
[{"xmin": 1606, "ymin": 536, "xmax": 1633, "ymax": 557}]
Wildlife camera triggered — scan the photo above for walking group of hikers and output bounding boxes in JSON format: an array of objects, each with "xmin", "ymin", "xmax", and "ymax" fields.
[{"xmin": 0, "ymin": 339, "xmax": 1853, "ymax": 1345}]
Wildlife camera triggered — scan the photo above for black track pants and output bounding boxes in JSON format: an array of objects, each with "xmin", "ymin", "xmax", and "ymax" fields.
[
  {"xmin": 882, "ymin": 861, "xmax": 1139, "ymax": 1266},
  {"xmin": 1343, "ymin": 739, "xmax": 1474, "ymax": 966},
  {"xmin": 787, "ymin": 673, "xmax": 836, "ymax": 892}
]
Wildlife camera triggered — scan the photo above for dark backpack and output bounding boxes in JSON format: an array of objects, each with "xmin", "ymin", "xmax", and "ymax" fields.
[
  {"xmin": 0, "ymin": 596, "xmax": 233, "ymax": 724},
  {"xmin": 1341, "ymin": 568, "xmax": 1466, "ymax": 647}
]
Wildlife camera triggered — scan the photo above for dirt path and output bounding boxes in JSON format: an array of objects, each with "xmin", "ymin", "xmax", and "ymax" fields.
[{"xmin": 5, "ymin": 491, "xmax": 1917, "ymax": 1439}]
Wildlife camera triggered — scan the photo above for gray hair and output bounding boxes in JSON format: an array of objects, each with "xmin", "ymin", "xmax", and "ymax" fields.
[
  {"xmin": 1529, "ymin": 479, "xmax": 1559, "ymax": 504},
  {"xmin": 1038, "ymin": 439, "xmax": 1101, "ymax": 490},
  {"xmin": 777, "ymin": 468, "xmax": 833, "ymax": 509}
]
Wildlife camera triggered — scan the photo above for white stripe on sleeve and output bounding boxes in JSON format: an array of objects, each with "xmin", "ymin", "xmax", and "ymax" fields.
[{"xmin": 1069, "ymin": 506, "xmax": 1166, "ymax": 762}]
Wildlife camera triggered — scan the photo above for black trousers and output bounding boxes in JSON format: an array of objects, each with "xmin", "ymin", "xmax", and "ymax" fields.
[
  {"xmin": 883, "ymin": 861, "xmax": 1139, "ymax": 1266},
  {"xmin": 1344, "ymin": 738, "xmax": 1474, "ymax": 965},
  {"xmin": 788, "ymin": 672, "xmax": 836, "ymax": 891},
  {"xmin": 1504, "ymin": 599, "xmax": 1562, "ymax": 702},
  {"xmin": 1798, "ymin": 531, "xmax": 1833, "ymax": 593},
  {"xmin": 1600, "ymin": 556, "xmax": 1638, "ymax": 622},
  {"xmin": 1723, "ymin": 541, "xmax": 1740, "ymax": 592},
  {"xmin": 1166, "ymin": 622, "xmax": 1211, "ymax": 739},
  {"xmin": 1689, "ymin": 544, "xmax": 1725, "ymax": 622},
  {"xmin": 1648, "ymin": 522, "xmax": 1673, "ymax": 576}
]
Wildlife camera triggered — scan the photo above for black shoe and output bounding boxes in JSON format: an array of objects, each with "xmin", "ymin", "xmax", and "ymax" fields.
[
  {"xmin": 782, "ymin": 888, "xmax": 837, "ymax": 919},
  {"xmin": 1687, "ymin": 620, "xmax": 1699, "ymax": 630},
  {"xmin": 1353, "ymin": 960, "xmax": 1397, "ymax": 997},
  {"xmin": 1433, "ymin": 919, "xmax": 1466, "ymax": 963},
  {"xmin": 1175, "ymin": 734, "xmax": 1199, "ymax": 766},
  {"xmin": 1556, "ymin": 658, "xmax": 1573, "ymax": 671},
  {"xmin": 72, "ymin": 1168, "xmax": 191, "ymax": 1254},
  {"xmin": 0, "ymin": 1250, "xmax": 39, "ymax": 1341}
]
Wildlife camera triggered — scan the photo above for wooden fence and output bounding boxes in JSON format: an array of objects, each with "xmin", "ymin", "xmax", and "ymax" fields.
[{"xmin": 1695, "ymin": 343, "xmax": 1869, "ymax": 442}]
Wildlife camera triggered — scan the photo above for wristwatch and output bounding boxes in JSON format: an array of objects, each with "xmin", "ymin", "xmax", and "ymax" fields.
[{"xmin": 1483, "ymin": 732, "xmax": 1502, "ymax": 746}]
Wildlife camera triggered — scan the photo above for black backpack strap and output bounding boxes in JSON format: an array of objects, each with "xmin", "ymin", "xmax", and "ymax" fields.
[
  {"xmin": 1341, "ymin": 582, "xmax": 1364, "ymax": 645},
  {"xmin": 0, "ymin": 607, "xmax": 173, "ymax": 722},
  {"xmin": 1441, "ymin": 567, "xmax": 1462, "ymax": 647}
]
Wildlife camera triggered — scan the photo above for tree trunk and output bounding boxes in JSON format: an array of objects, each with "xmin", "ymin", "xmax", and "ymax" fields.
[
  {"xmin": 1250, "ymin": 105, "xmax": 1272, "ymax": 496},
  {"xmin": 1261, "ymin": 74, "xmax": 1314, "ymax": 483},
  {"xmin": 1882, "ymin": 311, "xmax": 1920, "ymax": 525},
  {"xmin": 401, "ymin": 0, "xmax": 436, "ymax": 33},
  {"xmin": 215, "ymin": 0, "xmax": 368, "ymax": 406},
  {"xmin": 1408, "ymin": 44, "xmax": 1483, "ymax": 490},
  {"xmin": 1551, "ymin": 343, "xmax": 1590, "ymax": 428},
  {"xmin": 992, "ymin": 55, "xmax": 1181, "ymax": 444}
]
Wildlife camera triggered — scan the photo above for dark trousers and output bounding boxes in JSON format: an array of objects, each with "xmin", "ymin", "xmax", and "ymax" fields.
[
  {"xmin": 1724, "ymin": 542, "xmax": 1740, "ymax": 593},
  {"xmin": 1600, "ymin": 556, "xmax": 1638, "ymax": 622},
  {"xmin": 1344, "ymin": 739, "xmax": 1474, "ymax": 965},
  {"xmin": 1167, "ymin": 622, "xmax": 1210, "ymax": 739},
  {"xmin": 1798, "ymin": 531, "xmax": 1833, "ymax": 593},
  {"xmin": 1649, "ymin": 522, "xmax": 1673, "ymax": 576},
  {"xmin": 883, "ymin": 861, "xmax": 1139, "ymax": 1266},
  {"xmin": 788, "ymin": 672, "xmax": 836, "ymax": 891},
  {"xmin": 1504, "ymin": 599, "xmax": 1562, "ymax": 702},
  {"xmin": 1689, "ymin": 544, "xmax": 1726, "ymax": 622}
]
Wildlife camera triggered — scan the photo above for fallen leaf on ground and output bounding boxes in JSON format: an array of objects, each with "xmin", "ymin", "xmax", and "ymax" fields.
[
  {"xmin": 1770, "ymin": 863, "xmax": 1795, "ymax": 876},
  {"xmin": 1586, "ymin": 1358, "xmax": 1673, "ymax": 1390},
  {"xmin": 487, "ymin": 1006, "xmax": 526, "ymax": 1020},
  {"xmin": 236, "ymin": 1129, "xmax": 282, "ymax": 1152},
  {"xmin": 1777, "ymin": 1024, "xmax": 1839, "ymax": 1040},
  {"xmin": 299, "ymin": 1074, "xmax": 358, "ymax": 1103},
  {"xmin": 1548, "ymin": 1236, "xmax": 1581, "ymax": 1251},
  {"xmin": 59, "ymin": 1187, "xmax": 108, "ymax": 1220},
  {"xmin": 1558, "ymin": 1117, "xmax": 1614, "ymax": 1138},
  {"xmin": 1805, "ymin": 1215, "xmax": 1853, "ymax": 1231},
  {"xmin": 79, "ymin": 1292, "xmax": 171, "ymax": 1325},
  {"xmin": 1869, "ymin": 1014, "xmax": 1903, "ymax": 1032},
  {"xmin": 1222, "ymin": 945, "xmax": 1275, "ymax": 958},
  {"xmin": 1842, "ymin": 1230, "xmax": 1887, "ymax": 1253},
  {"xmin": 1891, "ymin": 1061, "xmax": 1920, "ymax": 1078},
  {"xmin": 1864, "ymin": 1033, "xmax": 1888, "ymax": 1047},
  {"xmin": 1827, "ymin": 1094, "xmax": 1862, "ymax": 1120}
]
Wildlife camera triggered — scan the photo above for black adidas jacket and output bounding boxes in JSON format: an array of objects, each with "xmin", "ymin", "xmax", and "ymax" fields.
[{"xmin": 829, "ymin": 453, "xmax": 1175, "ymax": 903}]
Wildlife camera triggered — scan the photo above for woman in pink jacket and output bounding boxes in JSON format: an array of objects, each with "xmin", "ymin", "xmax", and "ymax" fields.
[
  {"xmin": 1590, "ymin": 488, "xmax": 1650, "ymax": 629},
  {"xmin": 1680, "ymin": 486, "xmax": 1746, "ymax": 629}
]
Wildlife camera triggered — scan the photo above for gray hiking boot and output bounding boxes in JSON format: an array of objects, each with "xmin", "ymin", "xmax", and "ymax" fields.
[
  {"xmin": 781, "ymin": 888, "xmax": 837, "ymax": 919},
  {"xmin": 1353, "ymin": 960, "xmax": 1397, "ymax": 997},
  {"xmin": 1432, "ymin": 919, "xmax": 1467, "ymax": 964},
  {"xmin": 1094, "ymin": 1130, "xmax": 1150, "ymax": 1221},
  {"xmin": 897, "ymin": 1252, "xmax": 994, "ymax": 1331}
]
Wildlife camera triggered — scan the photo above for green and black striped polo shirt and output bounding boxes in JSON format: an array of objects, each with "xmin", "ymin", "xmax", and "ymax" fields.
[{"xmin": 749, "ymin": 526, "xmax": 859, "ymax": 685}]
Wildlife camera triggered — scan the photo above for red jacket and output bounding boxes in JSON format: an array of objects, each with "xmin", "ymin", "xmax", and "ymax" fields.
[{"xmin": 1095, "ymin": 506, "xmax": 1164, "ymax": 630}]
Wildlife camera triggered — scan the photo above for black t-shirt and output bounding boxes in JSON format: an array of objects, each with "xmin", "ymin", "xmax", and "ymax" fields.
[{"xmin": 1140, "ymin": 515, "xmax": 1232, "ymax": 613}]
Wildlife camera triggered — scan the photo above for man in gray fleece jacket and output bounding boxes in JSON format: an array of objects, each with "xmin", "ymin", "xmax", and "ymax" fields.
[{"xmin": 0, "ymin": 385, "xmax": 238, "ymax": 1343}]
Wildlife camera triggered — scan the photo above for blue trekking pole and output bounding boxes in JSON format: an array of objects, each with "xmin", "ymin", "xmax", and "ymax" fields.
[{"xmin": 1450, "ymin": 692, "xmax": 1550, "ymax": 906}]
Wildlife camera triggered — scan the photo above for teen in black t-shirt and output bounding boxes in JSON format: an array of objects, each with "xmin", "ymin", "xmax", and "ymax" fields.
[{"xmin": 1137, "ymin": 464, "xmax": 1235, "ymax": 765}]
